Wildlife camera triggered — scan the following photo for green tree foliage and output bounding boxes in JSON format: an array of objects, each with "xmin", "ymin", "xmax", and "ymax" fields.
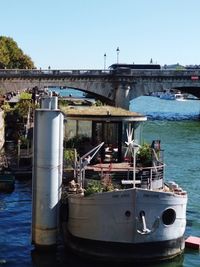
[
  {"xmin": 0, "ymin": 36, "xmax": 35, "ymax": 69},
  {"xmin": 19, "ymin": 92, "xmax": 32, "ymax": 100},
  {"xmin": 12, "ymin": 92, "xmax": 35, "ymax": 119},
  {"xmin": 15, "ymin": 99, "xmax": 34, "ymax": 118}
]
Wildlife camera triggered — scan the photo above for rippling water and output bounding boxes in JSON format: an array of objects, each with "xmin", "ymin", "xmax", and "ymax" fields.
[
  {"xmin": 130, "ymin": 96, "xmax": 200, "ymax": 120},
  {"xmin": 1, "ymin": 96, "xmax": 200, "ymax": 266}
]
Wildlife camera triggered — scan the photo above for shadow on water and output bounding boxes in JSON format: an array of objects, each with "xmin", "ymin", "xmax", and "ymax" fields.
[{"xmin": 31, "ymin": 245, "xmax": 185, "ymax": 267}]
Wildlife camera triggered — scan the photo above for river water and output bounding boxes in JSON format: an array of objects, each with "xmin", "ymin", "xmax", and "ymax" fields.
[{"xmin": 0, "ymin": 95, "xmax": 200, "ymax": 267}]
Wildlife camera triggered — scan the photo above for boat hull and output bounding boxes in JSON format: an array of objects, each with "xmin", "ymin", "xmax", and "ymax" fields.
[
  {"xmin": 62, "ymin": 227, "xmax": 185, "ymax": 263},
  {"xmin": 61, "ymin": 188, "xmax": 187, "ymax": 262}
]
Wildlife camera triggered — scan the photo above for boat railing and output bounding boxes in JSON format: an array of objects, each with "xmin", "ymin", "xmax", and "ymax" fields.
[
  {"xmin": 120, "ymin": 163, "xmax": 164, "ymax": 190},
  {"xmin": 74, "ymin": 143, "xmax": 165, "ymax": 191},
  {"xmin": 86, "ymin": 162, "xmax": 165, "ymax": 191},
  {"xmin": 138, "ymin": 164, "xmax": 164, "ymax": 190}
]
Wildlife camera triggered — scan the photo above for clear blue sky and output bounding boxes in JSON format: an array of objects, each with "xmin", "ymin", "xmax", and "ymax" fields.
[{"xmin": 1, "ymin": 0, "xmax": 200, "ymax": 69}]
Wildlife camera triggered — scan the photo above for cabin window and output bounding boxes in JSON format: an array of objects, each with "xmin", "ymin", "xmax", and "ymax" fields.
[
  {"xmin": 77, "ymin": 121, "xmax": 92, "ymax": 137},
  {"xmin": 64, "ymin": 119, "xmax": 93, "ymax": 156},
  {"xmin": 92, "ymin": 122, "xmax": 122, "ymax": 163},
  {"xmin": 103, "ymin": 123, "xmax": 119, "ymax": 162},
  {"xmin": 65, "ymin": 119, "xmax": 92, "ymax": 140}
]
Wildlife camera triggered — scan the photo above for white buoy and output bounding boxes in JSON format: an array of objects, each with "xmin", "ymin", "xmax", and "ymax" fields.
[{"xmin": 32, "ymin": 97, "xmax": 64, "ymax": 249}]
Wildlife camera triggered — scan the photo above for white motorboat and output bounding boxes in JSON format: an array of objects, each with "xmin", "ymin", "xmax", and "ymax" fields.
[
  {"xmin": 60, "ymin": 106, "xmax": 188, "ymax": 263},
  {"xmin": 174, "ymin": 92, "xmax": 185, "ymax": 101},
  {"xmin": 160, "ymin": 90, "xmax": 185, "ymax": 101}
]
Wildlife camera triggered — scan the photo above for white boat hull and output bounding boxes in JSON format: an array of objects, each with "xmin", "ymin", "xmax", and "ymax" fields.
[{"xmin": 61, "ymin": 188, "xmax": 187, "ymax": 262}]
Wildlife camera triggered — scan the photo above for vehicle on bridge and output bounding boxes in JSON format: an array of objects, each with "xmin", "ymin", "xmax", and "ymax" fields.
[
  {"xmin": 109, "ymin": 63, "xmax": 161, "ymax": 70},
  {"xmin": 109, "ymin": 63, "xmax": 161, "ymax": 75}
]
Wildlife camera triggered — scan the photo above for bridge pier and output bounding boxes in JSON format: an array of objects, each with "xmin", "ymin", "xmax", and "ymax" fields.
[{"xmin": 115, "ymin": 84, "xmax": 130, "ymax": 110}]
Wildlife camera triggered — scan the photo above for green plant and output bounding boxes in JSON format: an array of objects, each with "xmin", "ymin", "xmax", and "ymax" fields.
[
  {"xmin": 84, "ymin": 180, "xmax": 103, "ymax": 196},
  {"xmin": 63, "ymin": 149, "xmax": 76, "ymax": 168},
  {"xmin": 65, "ymin": 135, "xmax": 89, "ymax": 148},
  {"xmin": 15, "ymin": 100, "xmax": 31, "ymax": 117},
  {"xmin": 19, "ymin": 92, "xmax": 32, "ymax": 100},
  {"xmin": 84, "ymin": 174, "xmax": 116, "ymax": 196},
  {"xmin": 58, "ymin": 100, "xmax": 69, "ymax": 107},
  {"xmin": 95, "ymin": 100, "xmax": 104, "ymax": 106},
  {"xmin": 19, "ymin": 136, "xmax": 29, "ymax": 148},
  {"xmin": 137, "ymin": 143, "xmax": 152, "ymax": 166},
  {"xmin": 101, "ymin": 174, "xmax": 114, "ymax": 192},
  {"xmin": 64, "ymin": 135, "xmax": 92, "ymax": 157},
  {"xmin": 1, "ymin": 102, "xmax": 11, "ymax": 112}
]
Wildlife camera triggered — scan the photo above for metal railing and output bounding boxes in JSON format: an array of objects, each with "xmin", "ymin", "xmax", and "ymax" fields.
[
  {"xmin": 90, "ymin": 162, "xmax": 165, "ymax": 190},
  {"xmin": 0, "ymin": 69, "xmax": 111, "ymax": 77},
  {"xmin": 0, "ymin": 68, "xmax": 200, "ymax": 79}
]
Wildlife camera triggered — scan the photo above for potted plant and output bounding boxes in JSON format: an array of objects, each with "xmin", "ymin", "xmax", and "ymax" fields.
[
  {"xmin": 63, "ymin": 149, "xmax": 76, "ymax": 169},
  {"xmin": 137, "ymin": 143, "xmax": 152, "ymax": 167}
]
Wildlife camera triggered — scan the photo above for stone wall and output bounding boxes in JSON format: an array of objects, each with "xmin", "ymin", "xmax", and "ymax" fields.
[{"xmin": 0, "ymin": 110, "xmax": 4, "ymax": 150}]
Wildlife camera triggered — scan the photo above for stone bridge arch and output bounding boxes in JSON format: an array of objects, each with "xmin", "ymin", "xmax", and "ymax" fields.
[{"xmin": 13, "ymin": 79, "xmax": 116, "ymax": 105}]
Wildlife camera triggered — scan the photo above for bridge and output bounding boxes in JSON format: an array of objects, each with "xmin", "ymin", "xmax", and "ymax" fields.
[{"xmin": 1, "ymin": 68, "xmax": 200, "ymax": 109}]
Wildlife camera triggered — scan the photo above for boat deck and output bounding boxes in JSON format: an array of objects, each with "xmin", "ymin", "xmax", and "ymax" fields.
[{"xmin": 86, "ymin": 162, "xmax": 136, "ymax": 172}]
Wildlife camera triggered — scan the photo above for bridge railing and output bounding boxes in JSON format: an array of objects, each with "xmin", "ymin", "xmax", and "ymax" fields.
[
  {"xmin": 111, "ymin": 68, "xmax": 200, "ymax": 76},
  {"xmin": 0, "ymin": 68, "xmax": 200, "ymax": 78},
  {"xmin": 0, "ymin": 69, "xmax": 111, "ymax": 77}
]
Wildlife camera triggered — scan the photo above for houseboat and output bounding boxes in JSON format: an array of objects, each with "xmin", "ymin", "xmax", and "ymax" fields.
[{"xmin": 60, "ymin": 105, "xmax": 188, "ymax": 263}]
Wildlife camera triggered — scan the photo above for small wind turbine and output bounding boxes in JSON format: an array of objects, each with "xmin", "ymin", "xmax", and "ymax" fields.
[{"xmin": 125, "ymin": 126, "xmax": 141, "ymax": 188}]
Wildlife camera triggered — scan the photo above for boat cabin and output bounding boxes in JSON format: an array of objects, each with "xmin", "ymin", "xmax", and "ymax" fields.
[
  {"xmin": 62, "ymin": 105, "xmax": 165, "ymax": 191},
  {"xmin": 62, "ymin": 106, "xmax": 147, "ymax": 164}
]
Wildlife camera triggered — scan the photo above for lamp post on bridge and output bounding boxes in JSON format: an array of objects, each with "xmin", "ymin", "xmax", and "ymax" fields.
[
  {"xmin": 104, "ymin": 53, "xmax": 107, "ymax": 70},
  {"xmin": 116, "ymin": 47, "xmax": 120, "ymax": 64}
]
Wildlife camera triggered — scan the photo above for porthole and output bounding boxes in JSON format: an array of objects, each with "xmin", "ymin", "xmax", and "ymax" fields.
[
  {"xmin": 162, "ymin": 208, "xmax": 176, "ymax": 225},
  {"xmin": 125, "ymin": 210, "xmax": 131, "ymax": 217}
]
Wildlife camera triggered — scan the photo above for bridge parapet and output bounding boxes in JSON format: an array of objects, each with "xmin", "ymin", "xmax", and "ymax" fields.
[
  {"xmin": 1, "ymin": 68, "xmax": 200, "ymax": 79},
  {"xmin": 113, "ymin": 69, "xmax": 200, "ymax": 78},
  {"xmin": 0, "ymin": 69, "xmax": 111, "ymax": 78}
]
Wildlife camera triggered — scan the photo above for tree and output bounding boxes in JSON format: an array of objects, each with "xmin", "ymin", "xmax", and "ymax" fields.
[
  {"xmin": 0, "ymin": 36, "xmax": 35, "ymax": 69},
  {"xmin": 0, "ymin": 39, "xmax": 9, "ymax": 68}
]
